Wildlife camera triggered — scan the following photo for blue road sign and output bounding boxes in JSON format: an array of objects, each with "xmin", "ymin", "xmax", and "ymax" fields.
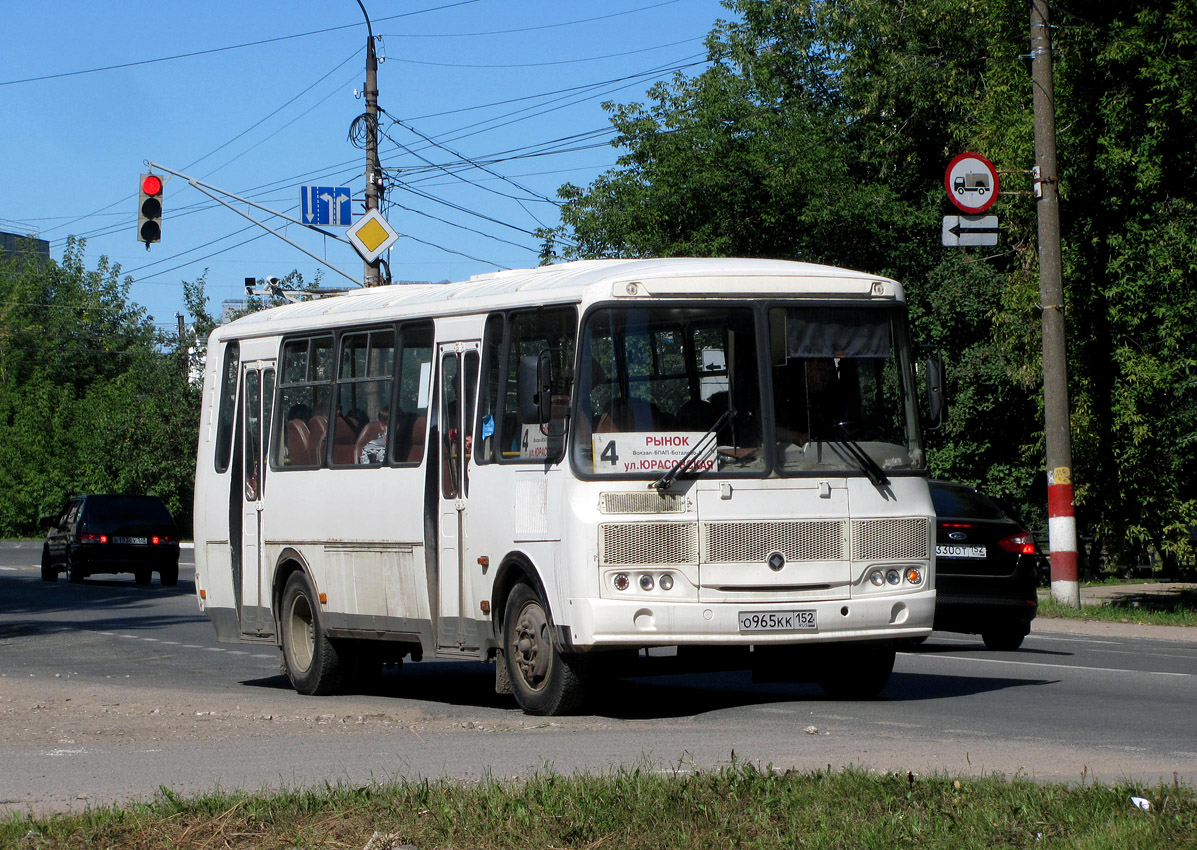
[{"xmin": 301, "ymin": 186, "xmax": 353, "ymax": 227}]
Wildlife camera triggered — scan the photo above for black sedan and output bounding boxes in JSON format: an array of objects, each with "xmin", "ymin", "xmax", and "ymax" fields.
[
  {"xmin": 929, "ymin": 480, "xmax": 1039, "ymax": 650},
  {"xmin": 41, "ymin": 494, "xmax": 181, "ymax": 586}
]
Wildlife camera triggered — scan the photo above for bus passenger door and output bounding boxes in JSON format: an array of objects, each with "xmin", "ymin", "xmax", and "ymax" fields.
[
  {"xmin": 435, "ymin": 342, "xmax": 480, "ymax": 652},
  {"xmin": 239, "ymin": 363, "xmax": 275, "ymax": 636}
]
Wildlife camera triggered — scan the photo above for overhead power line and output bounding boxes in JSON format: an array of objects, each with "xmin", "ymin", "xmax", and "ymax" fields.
[{"xmin": 0, "ymin": 0, "xmax": 484, "ymax": 87}]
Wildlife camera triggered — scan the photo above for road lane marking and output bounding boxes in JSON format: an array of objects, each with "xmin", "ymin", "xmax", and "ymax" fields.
[{"xmin": 903, "ymin": 652, "xmax": 1192, "ymax": 678}]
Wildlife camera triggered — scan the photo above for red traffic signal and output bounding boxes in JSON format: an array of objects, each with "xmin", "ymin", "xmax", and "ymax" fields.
[{"xmin": 138, "ymin": 173, "xmax": 164, "ymax": 245}]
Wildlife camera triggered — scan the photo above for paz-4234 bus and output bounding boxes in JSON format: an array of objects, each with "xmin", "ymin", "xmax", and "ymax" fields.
[{"xmin": 193, "ymin": 258, "xmax": 944, "ymax": 715}]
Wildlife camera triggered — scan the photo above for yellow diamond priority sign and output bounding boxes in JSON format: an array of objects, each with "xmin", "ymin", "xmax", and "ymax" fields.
[{"xmin": 346, "ymin": 208, "xmax": 399, "ymax": 263}]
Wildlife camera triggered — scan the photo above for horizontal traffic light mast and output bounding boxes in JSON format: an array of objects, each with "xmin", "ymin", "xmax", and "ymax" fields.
[{"xmin": 139, "ymin": 162, "xmax": 364, "ymax": 287}]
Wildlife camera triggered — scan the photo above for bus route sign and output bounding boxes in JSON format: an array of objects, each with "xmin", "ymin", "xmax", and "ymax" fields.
[{"xmin": 592, "ymin": 432, "xmax": 715, "ymax": 475}]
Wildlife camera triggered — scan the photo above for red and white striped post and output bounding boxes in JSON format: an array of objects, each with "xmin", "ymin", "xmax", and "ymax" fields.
[{"xmin": 1047, "ymin": 467, "xmax": 1079, "ymax": 603}]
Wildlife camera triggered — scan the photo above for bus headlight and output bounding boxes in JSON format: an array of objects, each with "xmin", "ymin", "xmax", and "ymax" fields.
[
  {"xmin": 886, "ymin": 569, "xmax": 901, "ymax": 586},
  {"xmin": 869, "ymin": 570, "xmax": 885, "ymax": 587},
  {"xmin": 658, "ymin": 573, "xmax": 674, "ymax": 591},
  {"xmin": 639, "ymin": 574, "xmax": 655, "ymax": 591}
]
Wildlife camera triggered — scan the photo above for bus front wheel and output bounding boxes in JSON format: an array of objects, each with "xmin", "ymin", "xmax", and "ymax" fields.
[
  {"xmin": 280, "ymin": 571, "xmax": 343, "ymax": 696},
  {"xmin": 503, "ymin": 582, "xmax": 587, "ymax": 716}
]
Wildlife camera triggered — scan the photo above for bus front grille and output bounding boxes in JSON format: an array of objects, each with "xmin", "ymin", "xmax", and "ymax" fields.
[
  {"xmin": 599, "ymin": 522, "xmax": 699, "ymax": 566},
  {"xmin": 599, "ymin": 491, "xmax": 686, "ymax": 514},
  {"xmin": 852, "ymin": 518, "xmax": 930, "ymax": 561},
  {"xmin": 599, "ymin": 518, "xmax": 930, "ymax": 567},
  {"xmin": 701, "ymin": 520, "xmax": 846, "ymax": 563}
]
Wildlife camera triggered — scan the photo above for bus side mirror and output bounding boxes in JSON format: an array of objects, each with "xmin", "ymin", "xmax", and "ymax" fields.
[
  {"xmin": 518, "ymin": 353, "xmax": 553, "ymax": 425},
  {"xmin": 924, "ymin": 350, "xmax": 946, "ymax": 430}
]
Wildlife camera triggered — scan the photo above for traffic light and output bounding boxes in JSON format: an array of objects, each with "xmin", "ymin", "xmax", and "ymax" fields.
[{"xmin": 138, "ymin": 173, "xmax": 163, "ymax": 245}]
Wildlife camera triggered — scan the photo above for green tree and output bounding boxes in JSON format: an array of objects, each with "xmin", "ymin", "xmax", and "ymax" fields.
[
  {"xmin": 546, "ymin": 0, "xmax": 1197, "ymax": 573},
  {"xmin": 0, "ymin": 239, "xmax": 201, "ymax": 535}
]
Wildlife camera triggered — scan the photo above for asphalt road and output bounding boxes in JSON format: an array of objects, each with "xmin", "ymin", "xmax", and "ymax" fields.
[{"xmin": 1, "ymin": 541, "xmax": 1195, "ymax": 814}]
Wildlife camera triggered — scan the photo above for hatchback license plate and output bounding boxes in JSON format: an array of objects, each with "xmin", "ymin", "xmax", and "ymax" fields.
[
  {"xmin": 114, "ymin": 536, "xmax": 148, "ymax": 545},
  {"xmin": 937, "ymin": 544, "xmax": 987, "ymax": 559},
  {"xmin": 738, "ymin": 610, "xmax": 817, "ymax": 633}
]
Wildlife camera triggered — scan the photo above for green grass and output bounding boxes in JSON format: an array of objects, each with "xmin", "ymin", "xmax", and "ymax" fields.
[
  {"xmin": 1037, "ymin": 589, "xmax": 1197, "ymax": 627},
  {"xmin": 4, "ymin": 766, "xmax": 1194, "ymax": 849}
]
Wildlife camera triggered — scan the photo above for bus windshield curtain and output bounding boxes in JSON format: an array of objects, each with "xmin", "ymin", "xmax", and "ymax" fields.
[{"xmin": 785, "ymin": 308, "xmax": 892, "ymax": 359}]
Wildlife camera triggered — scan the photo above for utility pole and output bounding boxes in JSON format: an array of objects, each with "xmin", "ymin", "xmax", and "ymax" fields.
[
  {"xmin": 358, "ymin": 0, "xmax": 384, "ymax": 287},
  {"xmin": 1030, "ymin": 0, "xmax": 1080, "ymax": 607}
]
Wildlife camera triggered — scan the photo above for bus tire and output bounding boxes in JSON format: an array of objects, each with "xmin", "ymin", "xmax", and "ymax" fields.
[
  {"xmin": 280, "ymin": 571, "xmax": 343, "ymax": 696},
  {"xmin": 816, "ymin": 643, "xmax": 895, "ymax": 700},
  {"xmin": 503, "ymin": 582, "xmax": 586, "ymax": 716}
]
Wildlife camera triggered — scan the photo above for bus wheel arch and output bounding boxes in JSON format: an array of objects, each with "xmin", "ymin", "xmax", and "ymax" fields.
[
  {"xmin": 493, "ymin": 553, "xmax": 587, "ymax": 715},
  {"xmin": 272, "ymin": 552, "xmax": 344, "ymax": 696}
]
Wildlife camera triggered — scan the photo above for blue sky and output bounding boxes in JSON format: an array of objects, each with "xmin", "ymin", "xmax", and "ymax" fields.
[{"xmin": 1, "ymin": 0, "xmax": 729, "ymax": 330}]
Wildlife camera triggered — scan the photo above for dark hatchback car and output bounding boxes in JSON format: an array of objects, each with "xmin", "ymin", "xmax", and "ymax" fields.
[
  {"xmin": 929, "ymin": 480, "xmax": 1039, "ymax": 650},
  {"xmin": 42, "ymin": 494, "xmax": 180, "ymax": 586}
]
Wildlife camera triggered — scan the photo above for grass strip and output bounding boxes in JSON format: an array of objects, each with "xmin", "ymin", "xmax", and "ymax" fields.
[
  {"xmin": 1037, "ymin": 591, "xmax": 1197, "ymax": 627},
  {"xmin": 4, "ymin": 765, "xmax": 1194, "ymax": 849}
]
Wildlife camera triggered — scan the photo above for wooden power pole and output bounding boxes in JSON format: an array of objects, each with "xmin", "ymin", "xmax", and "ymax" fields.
[{"xmin": 1030, "ymin": 0, "xmax": 1080, "ymax": 606}]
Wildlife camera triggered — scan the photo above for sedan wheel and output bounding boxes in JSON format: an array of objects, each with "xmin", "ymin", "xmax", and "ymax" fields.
[{"xmin": 40, "ymin": 548, "xmax": 58, "ymax": 582}]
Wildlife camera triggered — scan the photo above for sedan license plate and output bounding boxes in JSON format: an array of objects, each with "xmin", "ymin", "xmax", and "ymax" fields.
[
  {"xmin": 936, "ymin": 544, "xmax": 987, "ymax": 559},
  {"xmin": 738, "ymin": 610, "xmax": 817, "ymax": 633},
  {"xmin": 114, "ymin": 536, "xmax": 148, "ymax": 545}
]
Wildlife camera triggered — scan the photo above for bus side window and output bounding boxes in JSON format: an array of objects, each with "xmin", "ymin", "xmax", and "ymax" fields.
[
  {"xmin": 214, "ymin": 341, "xmax": 239, "ymax": 473},
  {"xmin": 395, "ymin": 324, "xmax": 433, "ymax": 465}
]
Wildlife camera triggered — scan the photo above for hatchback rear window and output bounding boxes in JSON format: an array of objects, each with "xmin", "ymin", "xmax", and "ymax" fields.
[
  {"xmin": 929, "ymin": 484, "xmax": 1008, "ymax": 520},
  {"xmin": 85, "ymin": 496, "xmax": 176, "ymax": 526}
]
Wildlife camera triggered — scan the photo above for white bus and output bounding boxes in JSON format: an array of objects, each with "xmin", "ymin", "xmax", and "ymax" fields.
[{"xmin": 194, "ymin": 258, "xmax": 943, "ymax": 714}]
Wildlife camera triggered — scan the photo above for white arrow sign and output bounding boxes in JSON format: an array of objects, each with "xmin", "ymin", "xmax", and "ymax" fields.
[{"xmin": 942, "ymin": 214, "xmax": 1000, "ymax": 247}]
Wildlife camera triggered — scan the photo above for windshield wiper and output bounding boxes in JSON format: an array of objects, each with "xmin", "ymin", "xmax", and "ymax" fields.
[
  {"xmin": 830, "ymin": 424, "xmax": 890, "ymax": 488},
  {"xmin": 651, "ymin": 408, "xmax": 736, "ymax": 492}
]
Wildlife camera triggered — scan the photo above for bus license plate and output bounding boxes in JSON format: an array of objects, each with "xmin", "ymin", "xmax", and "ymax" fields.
[
  {"xmin": 114, "ymin": 536, "xmax": 148, "ymax": 545},
  {"xmin": 738, "ymin": 611, "xmax": 817, "ymax": 633}
]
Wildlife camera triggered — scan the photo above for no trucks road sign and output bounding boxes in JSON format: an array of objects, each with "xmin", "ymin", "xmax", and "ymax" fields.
[{"xmin": 945, "ymin": 152, "xmax": 1000, "ymax": 213}]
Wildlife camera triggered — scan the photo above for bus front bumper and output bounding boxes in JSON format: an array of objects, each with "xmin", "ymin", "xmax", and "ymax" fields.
[{"xmin": 562, "ymin": 591, "xmax": 935, "ymax": 649}]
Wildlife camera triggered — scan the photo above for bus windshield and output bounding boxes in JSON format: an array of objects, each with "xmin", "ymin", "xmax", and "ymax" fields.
[{"xmin": 572, "ymin": 303, "xmax": 924, "ymax": 479}]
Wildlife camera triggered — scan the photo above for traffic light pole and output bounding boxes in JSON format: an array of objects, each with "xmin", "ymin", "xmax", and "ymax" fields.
[
  {"xmin": 1031, "ymin": 0, "xmax": 1080, "ymax": 607},
  {"xmin": 358, "ymin": 1, "xmax": 384, "ymax": 287}
]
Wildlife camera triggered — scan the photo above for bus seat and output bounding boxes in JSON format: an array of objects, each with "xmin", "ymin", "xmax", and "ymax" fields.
[
  {"xmin": 597, "ymin": 398, "xmax": 656, "ymax": 432},
  {"xmin": 285, "ymin": 419, "xmax": 312, "ymax": 465},
  {"xmin": 406, "ymin": 415, "xmax": 427, "ymax": 462},
  {"xmin": 332, "ymin": 416, "xmax": 357, "ymax": 465},
  {"xmin": 355, "ymin": 421, "xmax": 385, "ymax": 464},
  {"xmin": 307, "ymin": 416, "xmax": 328, "ymax": 463},
  {"xmin": 678, "ymin": 399, "xmax": 716, "ymax": 430}
]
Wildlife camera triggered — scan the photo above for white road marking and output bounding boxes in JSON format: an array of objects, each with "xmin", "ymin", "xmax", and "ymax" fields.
[{"xmin": 906, "ymin": 652, "xmax": 1192, "ymax": 678}]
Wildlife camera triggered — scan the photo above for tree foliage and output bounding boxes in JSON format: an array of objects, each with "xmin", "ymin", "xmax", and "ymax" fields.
[
  {"xmin": 0, "ymin": 239, "xmax": 203, "ymax": 536},
  {"xmin": 545, "ymin": 0, "xmax": 1197, "ymax": 572}
]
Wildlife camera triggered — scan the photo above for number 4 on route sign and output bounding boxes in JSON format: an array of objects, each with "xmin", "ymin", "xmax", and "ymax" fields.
[{"xmin": 346, "ymin": 208, "xmax": 399, "ymax": 263}]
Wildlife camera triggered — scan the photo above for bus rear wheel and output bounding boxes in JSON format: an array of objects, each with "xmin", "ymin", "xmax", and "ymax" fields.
[
  {"xmin": 280, "ymin": 571, "xmax": 343, "ymax": 696},
  {"xmin": 503, "ymin": 582, "xmax": 586, "ymax": 716}
]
